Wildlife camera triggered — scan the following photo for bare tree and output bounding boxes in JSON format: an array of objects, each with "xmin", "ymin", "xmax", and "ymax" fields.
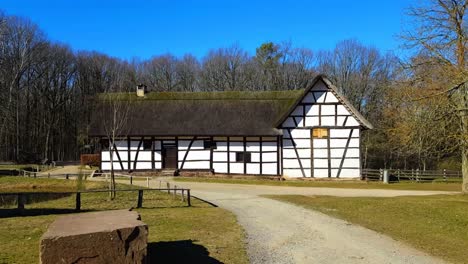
[{"xmin": 403, "ymin": 0, "xmax": 468, "ymax": 192}]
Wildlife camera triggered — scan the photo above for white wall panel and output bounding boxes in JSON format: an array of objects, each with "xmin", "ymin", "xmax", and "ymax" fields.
[
  {"xmin": 330, "ymin": 148, "xmax": 345, "ymax": 158},
  {"xmin": 321, "ymin": 105, "xmax": 335, "ymax": 115},
  {"xmin": 346, "ymin": 148, "xmax": 360, "ymax": 158},
  {"xmin": 348, "ymin": 139, "xmax": 360, "ymax": 148},
  {"xmin": 251, "ymin": 153, "xmax": 260, "ymax": 162},
  {"xmin": 262, "ymin": 152, "xmax": 277, "ymax": 162},
  {"xmin": 179, "ymin": 150, "xmax": 210, "ymax": 161},
  {"xmin": 247, "ymin": 163, "xmax": 260, "ymax": 174},
  {"xmin": 313, "ymin": 149, "xmax": 328, "ymax": 158},
  {"xmin": 129, "ymin": 141, "xmax": 140, "ymax": 150},
  {"xmin": 154, "ymin": 162, "xmax": 162, "ymax": 169},
  {"xmin": 329, "ymin": 139, "xmax": 349, "ymax": 148},
  {"xmin": 230, "ymin": 163, "xmax": 243, "ymax": 174},
  {"xmin": 337, "ymin": 105, "xmax": 351, "ymax": 115},
  {"xmin": 314, "ymin": 91, "xmax": 327, "ymax": 103},
  {"xmin": 337, "ymin": 116, "xmax": 348, "ymax": 126},
  {"xmin": 135, "ymin": 162, "xmax": 152, "ymax": 170},
  {"xmin": 325, "ymin": 92, "xmax": 339, "ymax": 103},
  {"xmin": 213, "ymin": 163, "xmax": 228, "ymax": 173},
  {"xmin": 229, "ymin": 142, "xmax": 244, "ymax": 151},
  {"xmin": 179, "ymin": 161, "xmax": 210, "ymax": 169},
  {"xmin": 313, "ymin": 159, "xmax": 329, "ymax": 168},
  {"xmin": 313, "ymin": 139, "xmax": 328, "ymax": 148},
  {"xmin": 330, "ymin": 158, "xmax": 343, "ymax": 168},
  {"xmin": 330, "ymin": 169, "xmax": 339, "ymax": 178},
  {"xmin": 321, "ymin": 116, "xmax": 335, "ymax": 126},
  {"xmin": 262, "ymin": 142, "xmax": 277, "ymax": 151},
  {"xmin": 101, "ymin": 151, "xmax": 110, "ymax": 161},
  {"xmin": 154, "ymin": 151, "xmax": 162, "ymax": 161},
  {"xmin": 213, "ymin": 152, "xmax": 228, "ymax": 162},
  {"xmin": 101, "ymin": 162, "xmax": 111, "ymax": 170},
  {"xmin": 284, "ymin": 169, "xmax": 304, "ymax": 177},
  {"xmin": 305, "ymin": 116, "xmax": 320, "ymax": 127},
  {"xmin": 283, "ymin": 149, "xmax": 296, "ymax": 158},
  {"xmin": 262, "ymin": 164, "xmax": 277, "ymax": 175},
  {"xmin": 289, "ymin": 129, "xmax": 310, "ymax": 138},
  {"xmin": 305, "ymin": 104, "xmax": 319, "ymax": 116},
  {"xmin": 283, "ymin": 159, "xmax": 301, "ymax": 168},
  {"xmin": 129, "ymin": 151, "xmax": 152, "ymax": 161},
  {"xmin": 293, "ymin": 139, "xmax": 310, "ymax": 148},
  {"xmin": 342, "ymin": 158, "xmax": 360, "ymax": 168},
  {"xmin": 330, "ymin": 129, "xmax": 352, "ymax": 138},
  {"xmin": 314, "ymin": 169, "xmax": 329, "ymax": 177},
  {"xmin": 346, "ymin": 118, "xmax": 360, "ymax": 127},
  {"xmin": 216, "ymin": 142, "xmax": 228, "ymax": 151},
  {"xmin": 300, "ymin": 159, "xmax": 311, "ymax": 168},
  {"xmin": 246, "ymin": 142, "xmax": 260, "ymax": 152}
]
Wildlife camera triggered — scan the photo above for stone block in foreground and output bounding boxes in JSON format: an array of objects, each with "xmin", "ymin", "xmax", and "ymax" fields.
[{"xmin": 40, "ymin": 209, "xmax": 148, "ymax": 264}]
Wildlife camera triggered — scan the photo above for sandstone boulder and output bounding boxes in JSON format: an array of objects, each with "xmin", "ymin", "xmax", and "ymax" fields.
[{"xmin": 40, "ymin": 209, "xmax": 148, "ymax": 264}]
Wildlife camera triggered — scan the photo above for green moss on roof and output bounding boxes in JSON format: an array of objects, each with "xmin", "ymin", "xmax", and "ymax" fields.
[{"xmin": 98, "ymin": 90, "xmax": 304, "ymax": 101}]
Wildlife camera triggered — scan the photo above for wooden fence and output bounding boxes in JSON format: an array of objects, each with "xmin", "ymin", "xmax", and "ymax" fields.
[
  {"xmin": 362, "ymin": 168, "xmax": 462, "ymax": 182},
  {"xmin": 0, "ymin": 187, "xmax": 191, "ymax": 211}
]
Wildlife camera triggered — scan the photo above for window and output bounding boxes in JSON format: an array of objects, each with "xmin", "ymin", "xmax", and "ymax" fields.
[
  {"xmin": 204, "ymin": 140, "xmax": 217, "ymax": 150},
  {"xmin": 100, "ymin": 139, "xmax": 110, "ymax": 150},
  {"xmin": 236, "ymin": 152, "xmax": 251, "ymax": 163},
  {"xmin": 312, "ymin": 128, "xmax": 329, "ymax": 139},
  {"xmin": 143, "ymin": 140, "xmax": 152, "ymax": 150}
]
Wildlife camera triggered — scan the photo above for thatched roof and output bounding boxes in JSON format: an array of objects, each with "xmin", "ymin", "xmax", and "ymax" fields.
[
  {"xmin": 89, "ymin": 76, "xmax": 373, "ymax": 137},
  {"xmin": 89, "ymin": 90, "xmax": 302, "ymax": 137}
]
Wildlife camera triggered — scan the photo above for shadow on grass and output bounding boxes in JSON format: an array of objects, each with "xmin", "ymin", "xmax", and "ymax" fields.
[
  {"xmin": 0, "ymin": 208, "xmax": 91, "ymax": 218},
  {"xmin": 147, "ymin": 240, "xmax": 222, "ymax": 264}
]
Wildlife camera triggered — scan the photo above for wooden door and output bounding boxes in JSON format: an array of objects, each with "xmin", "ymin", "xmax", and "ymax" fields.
[{"xmin": 163, "ymin": 146, "xmax": 177, "ymax": 169}]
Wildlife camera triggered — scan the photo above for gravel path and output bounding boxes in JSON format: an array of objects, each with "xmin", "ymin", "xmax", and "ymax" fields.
[{"xmin": 165, "ymin": 181, "xmax": 449, "ymax": 264}]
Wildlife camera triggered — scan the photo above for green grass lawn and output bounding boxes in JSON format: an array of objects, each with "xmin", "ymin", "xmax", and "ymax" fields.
[
  {"xmin": 174, "ymin": 177, "xmax": 462, "ymax": 191},
  {"xmin": 0, "ymin": 177, "xmax": 247, "ymax": 264},
  {"xmin": 265, "ymin": 194, "xmax": 468, "ymax": 264}
]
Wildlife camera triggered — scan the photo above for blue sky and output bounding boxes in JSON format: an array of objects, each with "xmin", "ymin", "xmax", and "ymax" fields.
[{"xmin": 1, "ymin": 0, "xmax": 415, "ymax": 60}]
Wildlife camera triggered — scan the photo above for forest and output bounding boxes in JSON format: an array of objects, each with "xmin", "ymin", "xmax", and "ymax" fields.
[{"xmin": 0, "ymin": 0, "xmax": 466, "ymax": 177}]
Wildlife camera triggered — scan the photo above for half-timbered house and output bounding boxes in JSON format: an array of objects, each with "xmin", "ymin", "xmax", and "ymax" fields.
[{"xmin": 90, "ymin": 75, "xmax": 373, "ymax": 178}]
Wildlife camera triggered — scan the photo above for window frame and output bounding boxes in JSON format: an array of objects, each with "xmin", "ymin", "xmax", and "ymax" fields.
[
  {"xmin": 312, "ymin": 128, "xmax": 329, "ymax": 139},
  {"xmin": 143, "ymin": 140, "xmax": 152, "ymax": 151},
  {"xmin": 235, "ymin": 152, "xmax": 251, "ymax": 163}
]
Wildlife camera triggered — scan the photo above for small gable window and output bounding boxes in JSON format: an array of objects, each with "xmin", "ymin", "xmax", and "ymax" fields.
[
  {"xmin": 100, "ymin": 139, "xmax": 110, "ymax": 150},
  {"xmin": 312, "ymin": 128, "xmax": 328, "ymax": 139}
]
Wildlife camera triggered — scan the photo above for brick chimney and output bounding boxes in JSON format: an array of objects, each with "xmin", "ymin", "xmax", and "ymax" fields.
[{"xmin": 136, "ymin": 84, "xmax": 147, "ymax": 97}]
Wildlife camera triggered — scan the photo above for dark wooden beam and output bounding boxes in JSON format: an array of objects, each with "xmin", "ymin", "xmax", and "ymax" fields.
[
  {"xmin": 227, "ymin": 137, "xmax": 230, "ymax": 174},
  {"xmin": 287, "ymin": 129, "xmax": 306, "ymax": 177},
  {"xmin": 180, "ymin": 136, "xmax": 196, "ymax": 170},
  {"xmin": 132, "ymin": 137, "xmax": 144, "ymax": 170}
]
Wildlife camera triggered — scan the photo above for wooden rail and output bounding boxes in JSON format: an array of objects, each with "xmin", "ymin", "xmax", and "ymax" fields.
[
  {"xmin": 363, "ymin": 168, "xmax": 462, "ymax": 182},
  {"xmin": 0, "ymin": 188, "xmax": 191, "ymax": 210}
]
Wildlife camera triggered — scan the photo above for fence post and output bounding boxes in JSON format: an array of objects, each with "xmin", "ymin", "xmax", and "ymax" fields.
[
  {"xmin": 167, "ymin": 182, "xmax": 170, "ymax": 194},
  {"xmin": 48, "ymin": 173, "xmax": 50, "ymax": 179},
  {"xmin": 66, "ymin": 174, "xmax": 69, "ymax": 180},
  {"xmin": 17, "ymin": 194, "xmax": 24, "ymax": 210},
  {"xmin": 379, "ymin": 169, "xmax": 383, "ymax": 181},
  {"xmin": 397, "ymin": 169, "xmax": 400, "ymax": 182},
  {"xmin": 443, "ymin": 169, "xmax": 447, "ymax": 182},
  {"xmin": 34, "ymin": 172, "xmax": 36, "ymax": 178},
  {"xmin": 181, "ymin": 189, "xmax": 185, "ymax": 202},
  {"xmin": 137, "ymin": 190, "xmax": 143, "ymax": 208},
  {"xmin": 383, "ymin": 169, "xmax": 389, "ymax": 184},
  {"xmin": 173, "ymin": 185, "xmax": 177, "ymax": 199},
  {"xmin": 187, "ymin": 189, "xmax": 191, "ymax": 207},
  {"xmin": 146, "ymin": 177, "xmax": 150, "ymax": 188},
  {"xmin": 75, "ymin": 192, "xmax": 81, "ymax": 211},
  {"xmin": 416, "ymin": 169, "xmax": 420, "ymax": 182},
  {"xmin": 130, "ymin": 176, "xmax": 133, "ymax": 185}
]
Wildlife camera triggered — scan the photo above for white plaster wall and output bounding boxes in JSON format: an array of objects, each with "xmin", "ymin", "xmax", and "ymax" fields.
[{"xmin": 213, "ymin": 163, "xmax": 228, "ymax": 173}]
